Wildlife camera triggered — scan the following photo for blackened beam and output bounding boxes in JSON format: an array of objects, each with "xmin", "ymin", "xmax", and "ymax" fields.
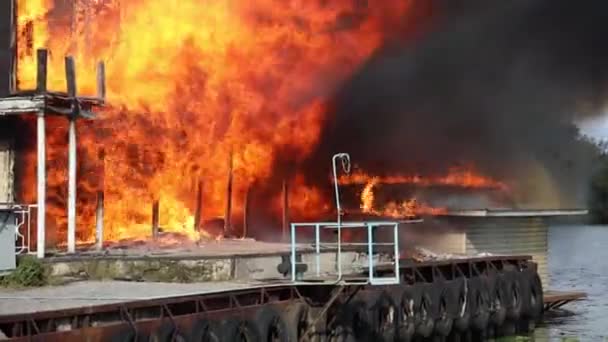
[{"xmin": 36, "ymin": 49, "xmax": 48, "ymax": 93}]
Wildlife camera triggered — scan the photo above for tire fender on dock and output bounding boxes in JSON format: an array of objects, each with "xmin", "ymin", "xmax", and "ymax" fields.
[
  {"xmin": 220, "ymin": 318, "xmax": 261, "ymax": 342},
  {"xmin": 283, "ymin": 302, "xmax": 319, "ymax": 342},
  {"xmin": 395, "ymin": 286, "xmax": 416, "ymax": 342},
  {"xmin": 502, "ymin": 267, "xmax": 524, "ymax": 322},
  {"xmin": 488, "ymin": 272, "xmax": 507, "ymax": 328},
  {"xmin": 413, "ymin": 283, "xmax": 434, "ymax": 338},
  {"xmin": 372, "ymin": 291, "xmax": 398, "ymax": 342},
  {"xmin": 469, "ymin": 276, "xmax": 491, "ymax": 332},
  {"xmin": 145, "ymin": 321, "xmax": 187, "ymax": 342},
  {"xmin": 521, "ymin": 268, "xmax": 544, "ymax": 320},
  {"xmin": 431, "ymin": 281, "xmax": 457, "ymax": 337},
  {"xmin": 451, "ymin": 277, "xmax": 471, "ymax": 333},
  {"xmin": 254, "ymin": 306, "xmax": 289, "ymax": 342},
  {"xmin": 188, "ymin": 319, "xmax": 221, "ymax": 342}
]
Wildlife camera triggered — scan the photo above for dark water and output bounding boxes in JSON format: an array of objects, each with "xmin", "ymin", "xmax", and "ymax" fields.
[{"xmin": 521, "ymin": 225, "xmax": 608, "ymax": 341}]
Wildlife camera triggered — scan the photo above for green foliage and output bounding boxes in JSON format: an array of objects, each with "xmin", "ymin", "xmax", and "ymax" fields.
[{"xmin": 1, "ymin": 256, "xmax": 47, "ymax": 288}]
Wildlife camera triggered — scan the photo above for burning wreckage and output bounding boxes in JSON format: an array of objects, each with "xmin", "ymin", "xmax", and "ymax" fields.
[{"xmin": 0, "ymin": 0, "xmax": 596, "ymax": 340}]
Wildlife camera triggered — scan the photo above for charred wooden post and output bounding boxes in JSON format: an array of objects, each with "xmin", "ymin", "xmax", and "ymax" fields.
[
  {"xmin": 95, "ymin": 191, "xmax": 104, "ymax": 251},
  {"xmin": 242, "ymin": 186, "xmax": 250, "ymax": 239},
  {"xmin": 36, "ymin": 49, "xmax": 47, "ymax": 92},
  {"xmin": 194, "ymin": 179, "xmax": 203, "ymax": 231},
  {"xmin": 66, "ymin": 56, "xmax": 77, "ymax": 254},
  {"xmin": 9, "ymin": 0, "xmax": 17, "ymax": 93},
  {"xmin": 36, "ymin": 49, "xmax": 47, "ymax": 259},
  {"xmin": 152, "ymin": 200, "xmax": 160, "ymax": 239},
  {"xmin": 223, "ymin": 152, "xmax": 233, "ymax": 235},
  {"xmin": 97, "ymin": 61, "xmax": 106, "ymax": 102},
  {"xmin": 282, "ymin": 178, "xmax": 289, "ymax": 241}
]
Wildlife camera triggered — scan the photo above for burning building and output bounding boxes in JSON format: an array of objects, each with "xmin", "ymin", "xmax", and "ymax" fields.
[{"xmin": 0, "ymin": 0, "xmax": 602, "ymax": 281}]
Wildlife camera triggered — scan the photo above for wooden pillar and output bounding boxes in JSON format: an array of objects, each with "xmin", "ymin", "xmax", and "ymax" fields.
[
  {"xmin": 242, "ymin": 186, "xmax": 250, "ymax": 239},
  {"xmin": 194, "ymin": 179, "xmax": 203, "ymax": 231},
  {"xmin": 95, "ymin": 191, "xmax": 104, "ymax": 250},
  {"xmin": 152, "ymin": 200, "xmax": 160, "ymax": 239},
  {"xmin": 223, "ymin": 152, "xmax": 233, "ymax": 236}
]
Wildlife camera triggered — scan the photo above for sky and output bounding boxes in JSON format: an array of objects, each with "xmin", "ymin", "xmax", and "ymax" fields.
[{"xmin": 579, "ymin": 116, "xmax": 608, "ymax": 141}]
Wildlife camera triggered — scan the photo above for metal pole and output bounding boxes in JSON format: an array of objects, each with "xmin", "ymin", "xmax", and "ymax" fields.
[
  {"xmin": 36, "ymin": 112, "xmax": 46, "ymax": 259},
  {"xmin": 331, "ymin": 153, "xmax": 350, "ymax": 279},
  {"xmin": 67, "ymin": 118, "xmax": 77, "ymax": 253},
  {"xmin": 95, "ymin": 191, "xmax": 104, "ymax": 251}
]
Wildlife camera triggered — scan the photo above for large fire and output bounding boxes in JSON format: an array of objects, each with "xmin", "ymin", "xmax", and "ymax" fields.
[
  {"xmin": 14, "ymin": 0, "xmax": 506, "ymax": 244},
  {"xmin": 348, "ymin": 168, "xmax": 508, "ymax": 218}
]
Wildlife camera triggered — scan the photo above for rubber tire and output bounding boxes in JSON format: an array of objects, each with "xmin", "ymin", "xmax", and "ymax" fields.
[
  {"xmin": 283, "ymin": 302, "xmax": 318, "ymax": 342},
  {"xmin": 451, "ymin": 278, "xmax": 471, "ymax": 333},
  {"xmin": 347, "ymin": 299, "xmax": 375, "ymax": 341},
  {"xmin": 521, "ymin": 269, "xmax": 544, "ymax": 320},
  {"xmin": 189, "ymin": 320, "xmax": 221, "ymax": 342},
  {"xmin": 110, "ymin": 328, "xmax": 136, "ymax": 342},
  {"xmin": 327, "ymin": 301, "xmax": 356, "ymax": 342},
  {"xmin": 498, "ymin": 320, "xmax": 516, "ymax": 337},
  {"xmin": 373, "ymin": 291, "xmax": 398, "ymax": 342},
  {"xmin": 488, "ymin": 273, "xmax": 507, "ymax": 328},
  {"xmin": 432, "ymin": 281, "xmax": 456, "ymax": 337},
  {"xmin": 396, "ymin": 286, "xmax": 416, "ymax": 342},
  {"xmin": 254, "ymin": 306, "xmax": 289, "ymax": 342},
  {"xmin": 502, "ymin": 269, "xmax": 523, "ymax": 322},
  {"xmin": 469, "ymin": 276, "xmax": 490, "ymax": 332},
  {"xmin": 413, "ymin": 283, "xmax": 435, "ymax": 338},
  {"xmin": 147, "ymin": 322, "xmax": 187, "ymax": 342},
  {"xmin": 220, "ymin": 319, "xmax": 261, "ymax": 342}
]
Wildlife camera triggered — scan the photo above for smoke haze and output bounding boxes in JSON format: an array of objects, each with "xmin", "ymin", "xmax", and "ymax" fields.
[{"xmin": 308, "ymin": 0, "xmax": 608, "ymax": 208}]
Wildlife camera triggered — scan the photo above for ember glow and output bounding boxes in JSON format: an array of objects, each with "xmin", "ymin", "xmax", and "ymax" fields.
[{"xmin": 16, "ymin": 0, "xmax": 418, "ymax": 242}]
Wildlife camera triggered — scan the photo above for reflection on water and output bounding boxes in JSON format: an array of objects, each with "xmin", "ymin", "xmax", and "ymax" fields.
[{"xmin": 502, "ymin": 225, "xmax": 608, "ymax": 341}]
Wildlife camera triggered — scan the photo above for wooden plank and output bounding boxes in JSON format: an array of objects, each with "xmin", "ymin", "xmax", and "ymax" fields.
[
  {"xmin": 543, "ymin": 290, "xmax": 587, "ymax": 304},
  {"xmin": 0, "ymin": 96, "xmax": 45, "ymax": 115}
]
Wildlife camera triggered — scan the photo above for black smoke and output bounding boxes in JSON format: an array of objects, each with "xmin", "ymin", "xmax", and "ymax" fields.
[{"xmin": 307, "ymin": 0, "xmax": 608, "ymax": 208}]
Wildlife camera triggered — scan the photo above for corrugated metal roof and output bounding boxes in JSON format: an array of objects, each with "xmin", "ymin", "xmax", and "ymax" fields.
[{"xmin": 442, "ymin": 208, "xmax": 588, "ymax": 217}]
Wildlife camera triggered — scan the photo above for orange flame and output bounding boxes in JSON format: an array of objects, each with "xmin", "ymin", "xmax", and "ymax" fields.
[
  {"xmin": 341, "ymin": 167, "xmax": 508, "ymax": 190},
  {"xmin": 16, "ymin": 1, "xmax": 416, "ymax": 243},
  {"xmin": 350, "ymin": 167, "xmax": 508, "ymax": 218},
  {"xmin": 357, "ymin": 179, "xmax": 448, "ymax": 218}
]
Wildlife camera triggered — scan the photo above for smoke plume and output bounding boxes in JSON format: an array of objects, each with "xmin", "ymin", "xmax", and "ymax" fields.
[{"xmin": 309, "ymin": 0, "xmax": 608, "ymax": 208}]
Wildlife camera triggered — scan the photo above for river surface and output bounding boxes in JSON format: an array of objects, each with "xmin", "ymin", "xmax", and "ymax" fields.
[{"xmin": 511, "ymin": 225, "xmax": 608, "ymax": 341}]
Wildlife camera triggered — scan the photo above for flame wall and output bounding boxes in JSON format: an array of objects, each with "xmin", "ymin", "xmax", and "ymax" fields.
[{"xmin": 14, "ymin": 0, "xmax": 441, "ymax": 243}]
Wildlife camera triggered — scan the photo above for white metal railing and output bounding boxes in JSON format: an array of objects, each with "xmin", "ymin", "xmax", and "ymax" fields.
[
  {"xmin": 290, "ymin": 221, "xmax": 402, "ymax": 285},
  {"xmin": 0, "ymin": 203, "xmax": 38, "ymax": 255},
  {"xmin": 15, "ymin": 204, "xmax": 37, "ymax": 255}
]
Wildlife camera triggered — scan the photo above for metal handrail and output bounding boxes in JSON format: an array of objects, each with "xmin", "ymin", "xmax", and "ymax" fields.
[{"xmin": 290, "ymin": 221, "xmax": 402, "ymax": 285}]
